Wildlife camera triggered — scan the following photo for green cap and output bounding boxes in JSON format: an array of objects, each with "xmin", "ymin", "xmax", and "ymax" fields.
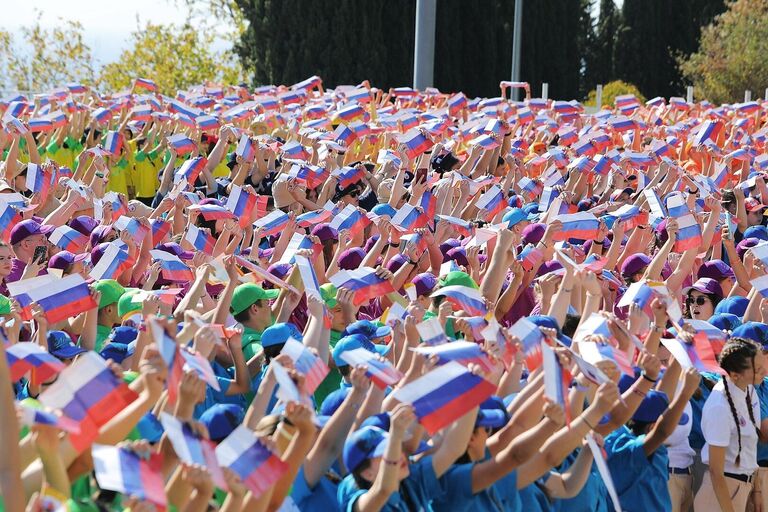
[
  {"xmin": 230, "ymin": 283, "xmax": 279, "ymax": 315},
  {"xmin": 438, "ymin": 271, "xmax": 478, "ymax": 290},
  {"xmin": 93, "ymin": 279, "xmax": 126, "ymax": 308},
  {"xmin": 0, "ymin": 295, "xmax": 11, "ymax": 315},
  {"xmin": 118, "ymin": 288, "xmax": 142, "ymax": 318},
  {"xmin": 320, "ymin": 283, "xmax": 338, "ymax": 308}
]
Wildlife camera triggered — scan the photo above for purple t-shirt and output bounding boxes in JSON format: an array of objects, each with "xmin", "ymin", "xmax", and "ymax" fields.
[{"xmin": 6, "ymin": 258, "xmax": 46, "ymax": 284}]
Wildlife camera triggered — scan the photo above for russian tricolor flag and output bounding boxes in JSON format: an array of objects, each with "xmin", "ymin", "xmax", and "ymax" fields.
[
  {"xmin": 391, "ymin": 361, "xmax": 496, "ymax": 435},
  {"xmin": 687, "ymin": 319, "xmax": 728, "ymax": 356},
  {"xmin": 151, "ymin": 219, "xmax": 172, "ymax": 245},
  {"xmin": 28, "ymin": 117, "xmax": 53, "ymax": 133},
  {"xmin": 158, "ymin": 412, "xmax": 226, "ymax": 489},
  {"xmin": 216, "ymin": 426, "xmax": 289, "ymax": 499},
  {"xmin": 518, "ymin": 244, "xmax": 544, "ymax": 271},
  {"xmin": 188, "ymin": 204, "xmax": 235, "ymax": 221},
  {"xmin": 415, "ymin": 317, "xmax": 450, "ymax": 346},
  {"xmin": 608, "ymin": 116, "xmax": 636, "ymax": 133},
  {"xmin": 6, "ymin": 342, "xmax": 65, "ymax": 385},
  {"xmin": 328, "ymin": 267, "xmax": 395, "ymax": 306},
  {"xmin": 666, "ymin": 193, "xmax": 690, "ymax": 218},
  {"xmin": 336, "ymin": 104, "xmax": 365, "ymax": 122},
  {"xmin": 291, "ymin": 75, "xmax": 322, "ymax": 91},
  {"xmin": 470, "ymin": 134, "xmax": 500, "ymax": 150},
  {"xmin": 89, "ymin": 243, "xmax": 131, "ymax": 281},
  {"xmin": 391, "ymin": 204, "xmax": 425, "ymax": 233},
  {"xmin": 280, "ymin": 338, "xmax": 329, "ymax": 394},
  {"xmin": 40, "ymin": 352, "xmax": 138, "ymax": 452},
  {"xmin": 329, "ymin": 204, "xmax": 371, "ymax": 236},
  {"xmin": 431, "ymin": 285, "xmax": 487, "ymax": 316},
  {"xmin": 134, "ymin": 77, "xmax": 157, "ymax": 92},
  {"xmin": 476, "ymin": 185, "xmax": 506, "ymax": 220},
  {"xmin": 253, "ymin": 209, "xmax": 290, "ymax": 237},
  {"xmin": 573, "ymin": 138, "xmax": 595, "ymax": 157},
  {"xmin": 150, "ymin": 250, "xmax": 193, "ymax": 282},
  {"xmin": 114, "ymin": 215, "xmax": 148, "ymax": 244},
  {"xmin": 296, "ymin": 208, "xmax": 332, "ymax": 228},
  {"xmin": 339, "ymin": 347, "xmax": 402, "ymax": 389},
  {"xmin": 674, "ymin": 214, "xmax": 703, "ymax": 252},
  {"xmin": 282, "ymin": 140, "xmax": 309, "ymax": 160},
  {"xmin": 414, "ymin": 341, "xmax": 495, "ymax": 374},
  {"xmin": 91, "ymin": 107, "xmax": 112, "ymax": 124},
  {"xmin": 103, "ymin": 131, "xmax": 123, "ymax": 156},
  {"xmin": 542, "ymin": 343, "xmax": 572, "ymax": 423},
  {"xmin": 448, "ymin": 92, "xmax": 468, "ymax": 114},
  {"xmin": 226, "ymin": 185, "xmax": 259, "ymax": 228},
  {"xmin": 508, "ymin": 317, "xmax": 545, "ymax": 371},
  {"xmin": 236, "ymin": 134, "xmax": 256, "ymax": 162},
  {"xmin": 607, "ymin": 204, "xmax": 648, "ymax": 230},
  {"xmin": 30, "ymin": 274, "xmax": 98, "ymax": 324},
  {"xmin": 693, "ymin": 120, "xmax": 723, "ymax": 146},
  {"xmin": 195, "ymin": 115, "xmax": 220, "ymax": 132},
  {"xmin": 400, "ymin": 129, "xmax": 433, "ymax": 159},
  {"xmin": 517, "ymin": 177, "xmax": 543, "ymax": 202},
  {"xmin": 92, "ymin": 445, "xmax": 166, "ymax": 506},
  {"xmin": 183, "ymin": 225, "xmax": 214, "ymax": 257},
  {"xmin": 25, "ymin": 163, "xmax": 53, "ymax": 198},
  {"xmin": 130, "ymin": 104, "xmax": 152, "ymax": 121},
  {"xmin": 553, "ymin": 212, "xmax": 600, "ymax": 241},
  {"xmin": 330, "ymin": 123, "xmax": 356, "ymax": 146},
  {"xmin": 167, "ymin": 134, "xmax": 197, "ymax": 155},
  {"xmin": 334, "ymin": 165, "xmax": 366, "ymax": 188},
  {"xmin": 17, "ymin": 402, "xmax": 80, "ymax": 434}
]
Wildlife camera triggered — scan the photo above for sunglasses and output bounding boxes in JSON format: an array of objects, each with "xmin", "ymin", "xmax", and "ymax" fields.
[
  {"xmin": 686, "ymin": 295, "xmax": 710, "ymax": 306},
  {"xmin": 348, "ymin": 189, "xmax": 360, "ymax": 198}
]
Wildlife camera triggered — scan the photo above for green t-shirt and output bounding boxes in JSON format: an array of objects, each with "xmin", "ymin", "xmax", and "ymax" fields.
[
  {"xmin": 423, "ymin": 310, "xmax": 457, "ymax": 338},
  {"xmin": 242, "ymin": 326, "xmax": 263, "ymax": 361}
]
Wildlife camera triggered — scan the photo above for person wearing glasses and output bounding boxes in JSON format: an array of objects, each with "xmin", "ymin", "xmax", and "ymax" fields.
[{"xmin": 683, "ymin": 278, "xmax": 723, "ymax": 321}]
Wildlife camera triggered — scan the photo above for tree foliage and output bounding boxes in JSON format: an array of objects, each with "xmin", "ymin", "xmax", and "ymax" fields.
[
  {"xmin": 98, "ymin": 22, "xmax": 243, "ymax": 95},
  {"xmin": 680, "ymin": 0, "xmax": 768, "ymax": 104},
  {"xmin": 584, "ymin": 79, "xmax": 645, "ymax": 107},
  {"xmin": 0, "ymin": 15, "xmax": 96, "ymax": 92}
]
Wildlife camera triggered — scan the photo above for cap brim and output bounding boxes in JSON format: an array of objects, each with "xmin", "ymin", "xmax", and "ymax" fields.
[
  {"xmin": 52, "ymin": 345, "xmax": 87, "ymax": 359},
  {"xmin": 73, "ymin": 253, "xmax": 89, "ymax": 262},
  {"xmin": 178, "ymin": 251, "xmax": 195, "ymax": 260},
  {"xmin": 39, "ymin": 225, "xmax": 55, "ymax": 235},
  {"xmin": 262, "ymin": 289, "xmax": 280, "ymax": 300},
  {"xmin": 373, "ymin": 343, "xmax": 391, "ymax": 356},
  {"xmin": 476, "ymin": 409, "xmax": 508, "ymax": 429},
  {"xmin": 374, "ymin": 326, "xmax": 392, "ymax": 338}
]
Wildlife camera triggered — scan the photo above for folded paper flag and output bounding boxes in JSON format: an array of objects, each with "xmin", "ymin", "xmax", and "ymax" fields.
[
  {"xmin": 431, "ymin": 285, "xmax": 487, "ymax": 316},
  {"xmin": 340, "ymin": 347, "xmax": 402, "ymax": 389},
  {"xmin": 216, "ymin": 425, "xmax": 289, "ymax": 499},
  {"xmin": 17, "ymin": 402, "xmax": 80, "ymax": 434},
  {"xmin": 150, "ymin": 250, "xmax": 194, "ymax": 282},
  {"xmin": 508, "ymin": 317, "xmax": 545, "ymax": 371},
  {"xmin": 92, "ymin": 445, "xmax": 166, "ymax": 506},
  {"xmin": 391, "ymin": 361, "xmax": 496, "ymax": 435},
  {"xmin": 415, "ymin": 317, "xmax": 450, "ymax": 346},
  {"xmin": 6, "ymin": 342, "xmax": 65, "ymax": 385},
  {"xmin": 188, "ymin": 204, "xmax": 236, "ymax": 221},
  {"xmin": 413, "ymin": 341, "xmax": 495, "ymax": 374},
  {"xmin": 158, "ymin": 413, "xmax": 226, "ymax": 489},
  {"xmin": 328, "ymin": 267, "xmax": 395, "ymax": 306},
  {"xmin": 185, "ymin": 224, "xmax": 215, "ymax": 255},
  {"xmin": 253, "ymin": 209, "xmax": 290, "ymax": 237},
  {"xmin": 167, "ymin": 134, "xmax": 196, "ymax": 155}
]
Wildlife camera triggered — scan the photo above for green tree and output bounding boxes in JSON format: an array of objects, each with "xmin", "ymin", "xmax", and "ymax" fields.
[
  {"xmin": 0, "ymin": 15, "xmax": 96, "ymax": 92},
  {"xmin": 680, "ymin": 0, "xmax": 768, "ymax": 104},
  {"xmin": 98, "ymin": 22, "xmax": 243, "ymax": 95},
  {"xmin": 584, "ymin": 0, "xmax": 621, "ymax": 91},
  {"xmin": 584, "ymin": 79, "xmax": 645, "ymax": 107}
]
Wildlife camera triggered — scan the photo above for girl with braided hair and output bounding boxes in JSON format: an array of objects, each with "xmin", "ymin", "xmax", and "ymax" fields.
[{"xmin": 694, "ymin": 337, "xmax": 766, "ymax": 512}]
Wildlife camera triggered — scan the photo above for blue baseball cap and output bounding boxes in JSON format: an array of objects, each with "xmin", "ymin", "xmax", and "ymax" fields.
[
  {"xmin": 715, "ymin": 296, "xmax": 750, "ymax": 318},
  {"xmin": 47, "ymin": 331, "xmax": 87, "ymax": 360},
  {"xmin": 502, "ymin": 208, "xmax": 538, "ymax": 228},
  {"xmin": 99, "ymin": 342, "xmax": 135, "ymax": 364},
  {"xmin": 319, "ymin": 388, "xmax": 350, "ymax": 418},
  {"xmin": 372, "ymin": 203, "xmax": 397, "ymax": 218},
  {"xmin": 343, "ymin": 426, "xmax": 389, "ymax": 473},
  {"xmin": 732, "ymin": 322, "xmax": 768, "ymax": 349},
  {"xmin": 200, "ymin": 404, "xmax": 245, "ymax": 442},
  {"xmin": 343, "ymin": 320, "xmax": 392, "ymax": 339},
  {"xmin": 107, "ymin": 326, "xmax": 138, "ymax": 345},
  {"xmin": 332, "ymin": 334, "xmax": 390, "ymax": 367},
  {"xmin": 743, "ymin": 225, "xmax": 768, "ymax": 242},
  {"xmin": 476, "ymin": 396, "xmax": 509, "ymax": 429},
  {"xmin": 522, "ymin": 203, "xmax": 539, "ymax": 216},
  {"xmin": 632, "ymin": 390, "xmax": 670, "ymax": 423},
  {"xmin": 261, "ymin": 322, "xmax": 303, "ymax": 348},
  {"xmin": 708, "ymin": 313, "xmax": 742, "ymax": 332}
]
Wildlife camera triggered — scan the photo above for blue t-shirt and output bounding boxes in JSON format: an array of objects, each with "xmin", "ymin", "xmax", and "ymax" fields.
[
  {"xmin": 337, "ymin": 455, "xmax": 439, "ymax": 512},
  {"xmin": 553, "ymin": 452, "xmax": 609, "ymax": 512},
  {"xmin": 292, "ymin": 465, "xmax": 340, "ymax": 511},
  {"xmin": 519, "ymin": 480, "xmax": 552, "ymax": 512},
  {"xmin": 432, "ymin": 462, "xmax": 521, "ymax": 511},
  {"xmin": 689, "ymin": 372, "xmax": 719, "ymax": 450},
  {"xmin": 604, "ymin": 426, "xmax": 670, "ymax": 512},
  {"xmin": 193, "ymin": 360, "xmax": 240, "ymax": 418},
  {"xmin": 755, "ymin": 379, "xmax": 768, "ymax": 463}
]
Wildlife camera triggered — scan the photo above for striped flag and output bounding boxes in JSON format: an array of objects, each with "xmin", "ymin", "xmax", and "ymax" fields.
[
  {"xmin": 6, "ymin": 342, "xmax": 65, "ymax": 385},
  {"xmin": 130, "ymin": 105, "xmax": 152, "ymax": 121},
  {"xmin": 391, "ymin": 361, "xmax": 496, "ymax": 435},
  {"xmin": 134, "ymin": 77, "xmax": 157, "ymax": 92},
  {"xmin": 195, "ymin": 115, "xmax": 220, "ymax": 132},
  {"xmin": 296, "ymin": 208, "xmax": 332, "ymax": 228},
  {"xmin": 40, "ymin": 352, "xmax": 138, "ymax": 451},
  {"xmin": 517, "ymin": 177, "xmax": 543, "ymax": 202},
  {"xmin": 253, "ymin": 209, "xmax": 290, "ymax": 237},
  {"xmin": 617, "ymin": 281, "xmax": 656, "ymax": 317},
  {"xmin": 542, "ymin": 342, "xmax": 572, "ymax": 424},
  {"xmin": 150, "ymin": 219, "xmax": 172, "ymax": 246},
  {"xmin": 89, "ymin": 242, "xmax": 131, "ymax": 281},
  {"xmin": 329, "ymin": 204, "xmax": 371, "ymax": 235},
  {"xmin": 431, "ymin": 285, "xmax": 487, "ymax": 316},
  {"xmin": 674, "ymin": 214, "xmax": 702, "ymax": 252},
  {"xmin": 235, "ymin": 134, "xmax": 256, "ymax": 162},
  {"xmin": 25, "ymin": 163, "xmax": 53, "ymax": 199},
  {"xmin": 414, "ymin": 341, "xmax": 495, "ymax": 374},
  {"xmin": 339, "ymin": 347, "xmax": 403, "ymax": 389},
  {"xmin": 415, "ymin": 317, "xmax": 450, "ymax": 346},
  {"xmin": 225, "ymin": 185, "xmax": 259, "ymax": 228},
  {"xmin": 92, "ymin": 445, "xmax": 166, "ymax": 506},
  {"xmin": 149, "ymin": 250, "xmax": 194, "ymax": 282},
  {"xmin": 693, "ymin": 120, "xmax": 723, "ymax": 146},
  {"xmin": 334, "ymin": 165, "xmax": 366, "ymax": 188},
  {"xmin": 216, "ymin": 426, "xmax": 289, "ymax": 499},
  {"xmin": 29, "ymin": 274, "xmax": 97, "ymax": 324},
  {"xmin": 151, "ymin": 319, "xmax": 185, "ymax": 405},
  {"xmin": 399, "ymin": 129, "xmax": 433, "ymax": 159},
  {"xmin": 17, "ymin": 402, "xmax": 80, "ymax": 434},
  {"xmin": 475, "ymin": 185, "xmax": 506, "ymax": 220},
  {"xmin": 103, "ymin": 131, "xmax": 123, "ymax": 156},
  {"xmin": 328, "ymin": 267, "xmax": 395, "ymax": 306},
  {"xmin": 687, "ymin": 319, "xmax": 728, "ymax": 356},
  {"xmin": 185, "ymin": 224, "xmax": 215, "ymax": 256},
  {"xmin": 518, "ymin": 244, "xmax": 544, "ymax": 272},
  {"xmin": 158, "ymin": 413, "xmax": 226, "ymax": 489},
  {"xmin": 187, "ymin": 204, "xmax": 235, "ymax": 221},
  {"xmin": 391, "ymin": 204, "xmax": 426, "ymax": 233},
  {"xmin": 508, "ymin": 317, "xmax": 545, "ymax": 371},
  {"xmin": 606, "ymin": 204, "xmax": 648, "ymax": 230},
  {"xmin": 553, "ymin": 212, "xmax": 600, "ymax": 241},
  {"xmin": 282, "ymin": 140, "xmax": 309, "ymax": 160},
  {"xmin": 167, "ymin": 134, "xmax": 197, "ymax": 155},
  {"xmin": 448, "ymin": 92, "xmax": 468, "ymax": 114}
]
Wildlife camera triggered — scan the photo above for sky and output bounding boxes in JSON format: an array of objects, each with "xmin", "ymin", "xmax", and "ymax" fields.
[{"xmin": 0, "ymin": 0, "xmax": 230, "ymax": 67}]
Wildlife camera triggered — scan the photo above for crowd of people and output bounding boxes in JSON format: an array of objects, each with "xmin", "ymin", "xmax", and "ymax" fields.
[{"xmin": 0, "ymin": 75, "xmax": 765, "ymax": 511}]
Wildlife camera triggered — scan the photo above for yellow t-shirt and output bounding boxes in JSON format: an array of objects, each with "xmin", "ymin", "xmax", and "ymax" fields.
[
  {"xmin": 132, "ymin": 147, "xmax": 161, "ymax": 198},
  {"xmin": 107, "ymin": 158, "xmax": 130, "ymax": 196}
]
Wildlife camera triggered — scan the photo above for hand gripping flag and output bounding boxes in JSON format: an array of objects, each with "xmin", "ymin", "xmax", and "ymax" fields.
[
  {"xmin": 280, "ymin": 338, "xmax": 329, "ymax": 394},
  {"xmin": 340, "ymin": 348, "xmax": 403, "ymax": 390},
  {"xmin": 6, "ymin": 342, "xmax": 65, "ymax": 385},
  {"xmin": 475, "ymin": 185, "xmax": 506, "ymax": 220},
  {"xmin": 159, "ymin": 413, "xmax": 227, "ymax": 490},
  {"xmin": 150, "ymin": 219, "xmax": 172, "ymax": 246},
  {"xmin": 92, "ymin": 445, "xmax": 166, "ymax": 506},
  {"xmin": 225, "ymin": 185, "xmax": 259, "ymax": 228},
  {"xmin": 40, "ymin": 352, "xmax": 138, "ymax": 452},
  {"xmin": 26, "ymin": 274, "xmax": 97, "ymax": 325},
  {"xmin": 606, "ymin": 204, "xmax": 649, "ymax": 231},
  {"xmin": 235, "ymin": 134, "xmax": 256, "ymax": 162},
  {"xmin": 391, "ymin": 361, "xmax": 496, "ymax": 435},
  {"xmin": 329, "ymin": 204, "xmax": 371, "ymax": 236},
  {"xmin": 16, "ymin": 402, "xmax": 80, "ymax": 434},
  {"xmin": 413, "ymin": 341, "xmax": 495, "ymax": 374},
  {"xmin": 508, "ymin": 317, "xmax": 545, "ymax": 371},
  {"xmin": 185, "ymin": 224, "xmax": 215, "ymax": 256},
  {"xmin": 542, "ymin": 342, "xmax": 573, "ymax": 424},
  {"xmin": 686, "ymin": 319, "xmax": 728, "ymax": 357},
  {"xmin": 673, "ymin": 214, "xmax": 703, "ymax": 252},
  {"xmin": 175, "ymin": 156, "xmax": 207, "ymax": 186},
  {"xmin": 552, "ymin": 212, "xmax": 600, "ymax": 242},
  {"xmin": 328, "ymin": 267, "xmax": 395, "ymax": 306},
  {"xmin": 253, "ymin": 209, "xmax": 290, "ymax": 237},
  {"xmin": 216, "ymin": 425, "xmax": 289, "ymax": 499},
  {"xmin": 430, "ymin": 285, "xmax": 488, "ymax": 316},
  {"xmin": 399, "ymin": 129, "xmax": 434, "ymax": 159},
  {"xmin": 89, "ymin": 242, "xmax": 131, "ymax": 281},
  {"xmin": 151, "ymin": 319, "xmax": 185, "ymax": 405},
  {"xmin": 149, "ymin": 250, "xmax": 194, "ymax": 282}
]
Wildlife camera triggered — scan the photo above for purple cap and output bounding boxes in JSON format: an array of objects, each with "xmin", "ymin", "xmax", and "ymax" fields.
[
  {"xmin": 363, "ymin": 234, "xmax": 380, "ymax": 253},
  {"xmin": 698, "ymin": 260, "xmax": 735, "ymax": 281},
  {"xmin": 439, "ymin": 238, "xmax": 462, "ymax": 258},
  {"xmin": 257, "ymin": 247, "xmax": 274, "ymax": 260},
  {"xmin": 156, "ymin": 242, "xmax": 194, "ymax": 260},
  {"xmin": 620, "ymin": 253, "xmax": 651, "ymax": 277},
  {"xmin": 521, "ymin": 223, "xmax": 546, "ymax": 246},
  {"xmin": 412, "ymin": 272, "xmax": 438, "ymax": 297},
  {"xmin": 90, "ymin": 242, "xmax": 110, "ymax": 266},
  {"xmin": 446, "ymin": 247, "xmax": 469, "ymax": 267},
  {"xmin": 684, "ymin": 277, "xmax": 724, "ymax": 299},
  {"xmin": 48, "ymin": 250, "xmax": 88, "ymax": 271},
  {"xmin": 536, "ymin": 260, "xmax": 563, "ymax": 278},
  {"xmin": 89, "ymin": 225, "xmax": 114, "ymax": 248},
  {"xmin": 10, "ymin": 219, "xmax": 54, "ymax": 245},
  {"xmin": 386, "ymin": 253, "xmax": 407, "ymax": 273},
  {"xmin": 339, "ymin": 248, "xmax": 365, "ymax": 270},
  {"xmin": 263, "ymin": 263, "xmax": 292, "ymax": 289},
  {"xmin": 199, "ymin": 198, "xmax": 223, "ymax": 206},
  {"xmin": 311, "ymin": 223, "xmax": 339, "ymax": 243},
  {"xmin": 738, "ymin": 237, "xmax": 761, "ymax": 260},
  {"xmin": 655, "ymin": 219, "xmax": 669, "ymax": 244},
  {"xmin": 69, "ymin": 215, "xmax": 98, "ymax": 236}
]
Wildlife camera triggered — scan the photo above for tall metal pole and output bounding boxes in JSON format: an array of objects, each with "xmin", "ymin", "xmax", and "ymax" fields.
[
  {"xmin": 413, "ymin": 0, "xmax": 436, "ymax": 90},
  {"xmin": 510, "ymin": 0, "xmax": 524, "ymax": 101}
]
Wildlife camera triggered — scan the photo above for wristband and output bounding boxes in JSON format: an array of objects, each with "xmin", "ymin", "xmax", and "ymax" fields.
[
  {"xmin": 582, "ymin": 416, "xmax": 596, "ymax": 431},
  {"xmin": 382, "ymin": 458, "xmax": 400, "ymax": 466},
  {"xmin": 633, "ymin": 389, "xmax": 647, "ymax": 398},
  {"xmin": 389, "ymin": 241, "xmax": 400, "ymax": 248},
  {"xmin": 641, "ymin": 372, "xmax": 658, "ymax": 383}
]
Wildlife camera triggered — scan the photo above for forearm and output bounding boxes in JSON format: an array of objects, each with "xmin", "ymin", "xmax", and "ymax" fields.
[{"xmin": 710, "ymin": 471, "xmax": 736, "ymax": 512}]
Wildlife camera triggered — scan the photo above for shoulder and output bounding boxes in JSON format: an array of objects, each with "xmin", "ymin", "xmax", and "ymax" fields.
[{"xmin": 337, "ymin": 475, "xmax": 365, "ymax": 512}]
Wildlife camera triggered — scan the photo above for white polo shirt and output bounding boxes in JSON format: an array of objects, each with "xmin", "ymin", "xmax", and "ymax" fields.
[
  {"xmin": 701, "ymin": 378, "xmax": 760, "ymax": 475},
  {"xmin": 666, "ymin": 401, "xmax": 695, "ymax": 469}
]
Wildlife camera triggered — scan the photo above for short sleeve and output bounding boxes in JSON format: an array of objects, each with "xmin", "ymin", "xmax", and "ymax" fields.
[
  {"xmin": 408, "ymin": 455, "xmax": 440, "ymax": 498},
  {"xmin": 291, "ymin": 466, "xmax": 313, "ymax": 504},
  {"xmin": 605, "ymin": 430, "xmax": 648, "ymax": 490},
  {"xmin": 702, "ymin": 402, "xmax": 732, "ymax": 447},
  {"xmin": 46, "ymin": 141, "xmax": 59, "ymax": 155},
  {"xmin": 436, "ymin": 463, "xmax": 474, "ymax": 503},
  {"xmin": 337, "ymin": 476, "xmax": 366, "ymax": 512},
  {"xmin": 134, "ymin": 150, "xmax": 147, "ymax": 163},
  {"xmin": 215, "ymin": 376, "xmax": 231, "ymax": 395}
]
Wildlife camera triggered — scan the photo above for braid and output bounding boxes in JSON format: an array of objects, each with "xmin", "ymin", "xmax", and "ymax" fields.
[
  {"xmin": 723, "ymin": 378, "xmax": 743, "ymax": 466},
  {"xmin": 747, "ymin": 357, "xmax": 760, "ymax": 434}
]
